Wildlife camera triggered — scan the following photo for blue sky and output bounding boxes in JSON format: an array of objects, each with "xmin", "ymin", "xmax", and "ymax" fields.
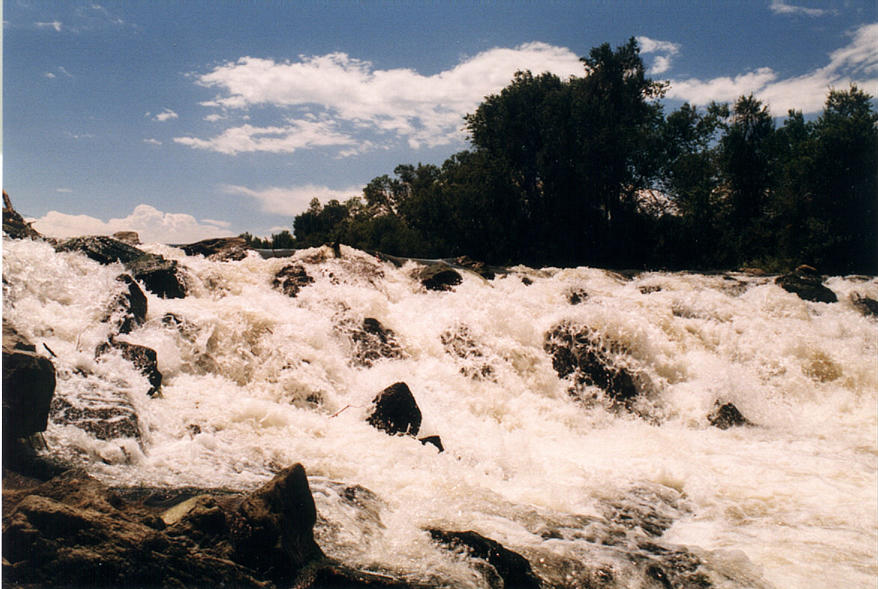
[{"xmin": 4, "ymin": 1, "xmax": 876, "ymax": 243}]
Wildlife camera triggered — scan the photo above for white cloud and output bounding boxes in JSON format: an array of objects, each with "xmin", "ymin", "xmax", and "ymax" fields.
[
  {"xmin": 201, "ymin": 218, "xmax": 231, "ymax": 228},
  {"xmin": 30, "ymin": 204, "xmax": 235, "ymax": 244},
  {"xmin": 180, "ymin": 42, "xmax": 583, "ymax": 154},
  {"xmin": 56, "ymin": 188, "xmax": 73, "ymax": 193},
  {"xmin": 666, "ymin": 23, "xmax": 878, "ymax": 113},
  {"xmin": 223, "ymin": 183, "xmax": 362, "ymax": 216},
  {"xmin": 174, "ymin": 120, "xmax": 363, "ymax": 155},
  {"xmin": 35, "ymin": 20, "xmax": 63, "ymax": 32},
  {"xmin": 143, "ymin": 138, "xmax": 162, "ymax": 146},
  {"xmin": 637, "ymin": 35, "xmax": 681, "ymax": 75},
  {"xmin": 44, "ymin": 72, "xmax": 56, "ymax": 79},
  {"xmin": 153, "ymin": 108, "xmax": 179, "ymax": 122},
  {"xmin": 204, "ymin": 113, "xmax": 226, "ymax": 122},
  {"xmin": 769, "ymin": 1, "xmax": 832, "ymax": 17}
]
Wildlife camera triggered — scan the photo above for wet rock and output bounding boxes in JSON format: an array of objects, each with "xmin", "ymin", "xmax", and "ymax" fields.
[
  {"xmin": 50, "ymin": 394, "xmax": 141, "ymax": 442},
  {"xmin": 418, "ymin": 435, "xmax": 444, "ymax": 452},
  {"xmin": 2, "ymin": 323, "xmax": 56, "ymax": 442},
  {"xmin": 851, "ymin": 294, "xmax": 878, "ymax": 317},
  {"xmin": 639, "ymin": 285, "xmax": 662, "ymax": 295},
  {"xmin": 544, "ymin": 322, "xmax": 647, "ymax": 406},
  {"xmin": 440, "ymin": 325, "xmax": 493, "ymax": 380},
  {"xmin": 366, "ymin": 382, "xmax": 422, "ymax": 436},
  {"xmin": 417, "ymin": 263, "xmax": 462, "ymax": 291},
  {"xmin": 2, "ymin": 191, "xmax": 42, "ymax": 240},
  {"xmin": 55, "ymin": 235, "xmax": 187, "ymax": 299},
  {"xmin": 454, "ymin": 255, "xmax": 495, "ymax": 280},
  {"xmin": 96, "ymin": 339, "xmax": 162, "ymax": 397},
  {"xmin": 112, "ymin": 231, "xmax": 140, "ymax": 245},
  {"xmin": 181, "ymin": 236, "xmax": 250, "ymax": 262},
  {"xmin": 297, "ymin": 562, "xmax": 415, "ymax": 588},
  {"xmin": 232, "ymin": 463, "xmax": 324, "ymax": 584},
  {"xmin": 273, "ymin": 263, "xmax": 314, "ymax": 297},
  {"xmin": 567, "ymin": 287, "xmax": 588, "ymax": 304},
  {"xmin": 707, "ymin": 402, "xmax": 751, "ymax": 430},
  {"xmin": 776, "ymin": 266, "xmax": 837, "ymax": 303},
  {"xmin": 350, "ymin": 318, "xmax": 404, "ymax": 367},
  {"xmin": 103, "ymin": 274, "xmax": 147, "ymax": 334},
  {"xmin": 428, "ymin": 529, "xmax": 541, "ymax": 589}
]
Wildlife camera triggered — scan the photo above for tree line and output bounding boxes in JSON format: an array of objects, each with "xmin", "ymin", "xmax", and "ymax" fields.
[{"xmin": 243, "ymin": 38, "xmax": 877, "ymax": 274}]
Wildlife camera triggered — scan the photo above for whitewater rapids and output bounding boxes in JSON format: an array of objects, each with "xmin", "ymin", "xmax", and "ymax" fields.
[{"xmin": 3, "ymin": 238, "xmax": 876, "ymax": 588}]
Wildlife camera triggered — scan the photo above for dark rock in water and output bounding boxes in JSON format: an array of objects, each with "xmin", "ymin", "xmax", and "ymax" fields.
[
  {"xmin": 417, "ymin": 263, "xmax": 463, "ymax": 291},
  {"xmin": 103, "ymin": 274, "xmax": 147, "ymax": 334},
  {"xmin": 2, "ymin": 323, "xmax": 56, "ymax": 442},
  {"xmin": 55, "ymin": 235, "xmax": 187, "ymax": 299},
  {"xmin": 639, "ymin": 285, "xmax": 662, "ymax": 295},
  {"xmin": 181, "ymin": 236, "xmax": 250, "ymax": 262},
  {"xmin": 440, "ymin": 325, "xmax": 493, "ymax": 380},
  {"xmin": 454, "ymin": 255, "xmax": 495, "ymax": 280},
  {"xmin": 567, "ymin": 287, "xmax": 588, "ymax": 304},
  {"xmin": 851, "ymin": 294, "xmax": 878, "ymax": 317},
  {"xmin": 233, "ymin": 463, "xmax": 324, "ymax": 584},
  {"xmin": 50, "ymin": 394, "xmax": 142, "ymax": 442},
  {"xmin": 350, "ymin": 317, "xmax": 404, "ymax": 367},
  {"xmin": 428, "ymin": 529, "xmax": 541, "ymax": 589},
  {"xmin": 707, "ymin": 402, "xmax": 751, "ymax": 430},
  {"xmin": 418, "ymin": 435, "xmax": 444, "ymax": 452},
  {"xmin": 297, "ymin": 562, "xmax": 415, "ymax": 588},
  {"xmin": 112, "ymin": 231, "xmax": 140, "ymax": 245},
  {"xmin": 544, "ymin": 322, "xmax": 645, "ymax": 405},
  {"xmin": 273, "ymin": 263, "xmax": 314, "ymax": 297},
  {"xmin": 2, "ymin": 191, "xmax": 42, "ymax": 240},
  {"xmin": 776, "ymin": 268, "xmax": 837, "ymax": 303},
  {"xmin": 367, "ymin": 382, "xmax": 422, "ymax": 436},
  {"xmin": 96, "ymin": 339, "xmax": 162, "ymax": 397}
]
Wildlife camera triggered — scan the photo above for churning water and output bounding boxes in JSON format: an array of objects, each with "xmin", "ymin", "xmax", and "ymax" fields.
[{"xmin": 3, "ymin": 237, "xmax": 876, "ymax": 588}]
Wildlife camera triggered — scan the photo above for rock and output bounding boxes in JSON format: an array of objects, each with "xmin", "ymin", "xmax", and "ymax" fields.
[
  {"xmin": 428, "ymin": 529, "xmax": 541, "ymax": 589},
  {"xmin": 417, "ymin": 263, "xmax": 462, "ymax": 291},
  {"xmin": 707, "ymin": 402, "xmax": 751, "ymax": 430},
  {"xmin": 54, "ymin": 236, "xmax": 186, "ymax": 299},
  {"xmin": 544, "ymin": 322, "xmax": 646, "ymax": 406},
  {"xmin": 2, "ymin": 191, "xmax": 42, "ymax": 240},
  {"xmin": 776, "ymin": 268, "xmax": 837, "ymax": 303},
  {"xmin": 418, "ymin": 435, "xmax": 444, "ymax": 452},
  {"xmin": 96, "ymin": 339, "xmax": 162, "ymax": 397},
  {"xmin": 181, "ymin": 236, "xmax": 250, "ymax": 262},
  {"xmin": 639, "ymin": 285, "xmax": 662, "ymax": 295},
  {"xmin": 233, "ymin": 463, "xmax": 324, "ymax": 584},
  {"xmin": 851, "ymin": 294, "xmax": 878, "ymax": 317},
  {"xmin": 454, "ymin": 255, "xmax": 495, "ymax": 280},
  {"xmin": 112, "ymin": 231, "xmax": 140, "ymax": 245},
  {"xmin": 2, "ymin": 323, "xmax": 56, "ymax": 442},
  {"xmin": 366, "ymin": 382, "xmax": 422, "ymax": 437},
  {"xmin": 273, "ymin": 263, "xmax": 314, "ymax": 297},
  {"xmin": 349, "ymin": 318, "xmax": 404, "ymax": 367},
  {"xmin": 440, "ymin": 325, "xmax": 493, "ymax": 380},
  {"xmin": 50, "ymin": 393, "xmax": 141, "ymax": 442},
  {"xmin": 567, "ymin": 287, "xmax": 588, "ymax": 304},
  {"xmin": 297, "ymin": 562, "xmax": 415, "ymax": 588},
  {"xmin": 102, "ymin": 274, "xmax": 147, "ymax": 335}
]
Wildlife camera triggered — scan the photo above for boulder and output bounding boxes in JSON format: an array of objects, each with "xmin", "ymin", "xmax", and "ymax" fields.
[
  {"xmin": 544, "ymin": 322, "xmax": 645, "ymax": 405},
  {"xmin": 707, "ymin": 402, "xmax": 751, "ymax": 430},
  {"xmin": 50, "ymin": 392, "xmax": 141, "ymax": 442},
  {"xmin": 2, "ymin": 323, "xmax": 56, "ymax": 442},
  {"xmin": 428, "ymin": 529, "xmax": 541, "ymax": 589},
  {"xmin": 776, "ymin": 266, "xmax": 837, "ymax": 303},
  {"xmin": 102, "ymin": 274, "xmax": 147, "ymax": 335},
  {"xmin": 366, "ymin": 382, "xmax": 421, "ymax": 436},
  {"xmin": 567, "ymin": 287, "xmax": 588, "ymax": 305},
  {"xmin": 454, "ymin": 255, "xmax": 495, "ymax": 280},
  {"xmin": 273, "ymin": 263, "xmax": 314, "ymax": 297},
  {"xmin": 349, "ymin": 318, "xmax": 404, "ymax": 367},
  {"xmin": 851, "ymin": 294, "xmax": 878, "ymax": 317},
  {"xmin": 54, "ymin": 236, "xmax": 186, "ymax": 299},
  {"xmin": 96, "ymin": 339, "xmax": 162, "ymax": 397},
  {"xmin": 181, "ymin": 236, "xmax": 250, "ymax": 262},
  {"xmin": 417, "ymin": 263, "xmax": 462, "ymax": 291},
  {"xmin": 2, "ymin": 191, "xmax": 42, "ymax": 240},
  {"xmin": 232, "ymin": 463, "xmax": 324, "ymax": 584},
  {"xmin": 112, "ymin": 231, "xmax": 141, "ymax": 245}
]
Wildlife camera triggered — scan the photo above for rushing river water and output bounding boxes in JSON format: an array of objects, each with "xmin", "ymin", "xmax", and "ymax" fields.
[{"xmin": 4, "ymin": 237, "xmax": 877, "ymax": 588}]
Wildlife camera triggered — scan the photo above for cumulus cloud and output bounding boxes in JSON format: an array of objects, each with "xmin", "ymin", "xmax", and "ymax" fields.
[
  {"xmin": 153, "ymin": 108, "xmax": 179, "ymax": 122},
  {"xmin": 30, "ymin": 204, "xmax": 235, "ymax": 244},
  {"xmin": 769, "ymin": 1, "xmax": 833, "ymax": 17},
  {"xmin": 179, "ymin": 42, "xmax": 583, "ymax": 154},
  {"xmin": 667, "ymin": 22, "xmax": 878, "ymax": 113},
  {"xmin": 223, "ymin": 183, "xmax": 362, "ymax": 216},
  {"xmin": 637, "ymin": 36, "xmax": 681, "ymax": 75}
]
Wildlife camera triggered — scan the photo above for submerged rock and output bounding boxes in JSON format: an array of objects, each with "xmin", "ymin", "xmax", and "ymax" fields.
[
  {"xmin": 273, "ymin": 263, "xmax": 314, "ymax": 297},
  {"xmin": 440, "ymin": 324, "xmax": 494, "ymax": 380},
  {"xmin": 417, "ymin": 263, "xmax": 463, "ymax": 291},
  {"xmin": 567, "ymin": 287, "xmax": 589, "ymax": 304},
  {"xmin": 96, "ymin": 339, "xmax": 163, "ymax": 397},
  {"xmin": 366, "ymin": 382, "xmax": 422, "ymax": 437},
  {"xmin": 54, "ymin": 235, "xmax": 186, "ymax": 299},
  {"xmin": 454, "ymin": 255, "xmax": 495, "ymax": 280},
  {"xmin": 102, "ymin": 274, "xmax": 148, "ymax": 335},
  {"xmin": 50, "ymin": 393, "xmax": 142, "ymax": 443},
  {"xmin": 181, "ymin": 236, "xmax": 250, "ymax": 262},
  {"xmin": 851, "ymin": 294, "xmax": 878, "ymax": 317},
  {"xmin": 349, "ymin": 317, "xmax": 405, "ymax": 367},
  {"xmin": 428, "ymin": 529, "xmax": 541, "ymax": 589},
  {"xmin": 776, "ymin": 266, "xmax": 837, "ymax": 303},
  {"xmin": 707, "ymin": 402, "xmax": 751, "ymax": 430}
]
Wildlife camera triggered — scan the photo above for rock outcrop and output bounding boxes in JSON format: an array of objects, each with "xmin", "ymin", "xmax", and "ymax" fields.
[
  {"xmin": 181, "ymin": 236, "xmax": 250, "ymax": 262},
  {"xmin": 776, "ymin": 265, "xmax": 837, "ymax": 303},
  {"xmin": 416, "ymin": 263, "xmax": 463, "ymax": 291},
  {"xmin": 102, "ymin": 274, "xmax": 148, "ymax": 335},
  {"xmin": 55, "ymin": 235, "xmax": 186, "ymax": 299},
  {"xmin": 2, "ymin": 324, "xmax": 57, "ymax": 444},
  {"xmin": 2, "ymin": 191, "xmax": 42, "ymax": 240}
]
